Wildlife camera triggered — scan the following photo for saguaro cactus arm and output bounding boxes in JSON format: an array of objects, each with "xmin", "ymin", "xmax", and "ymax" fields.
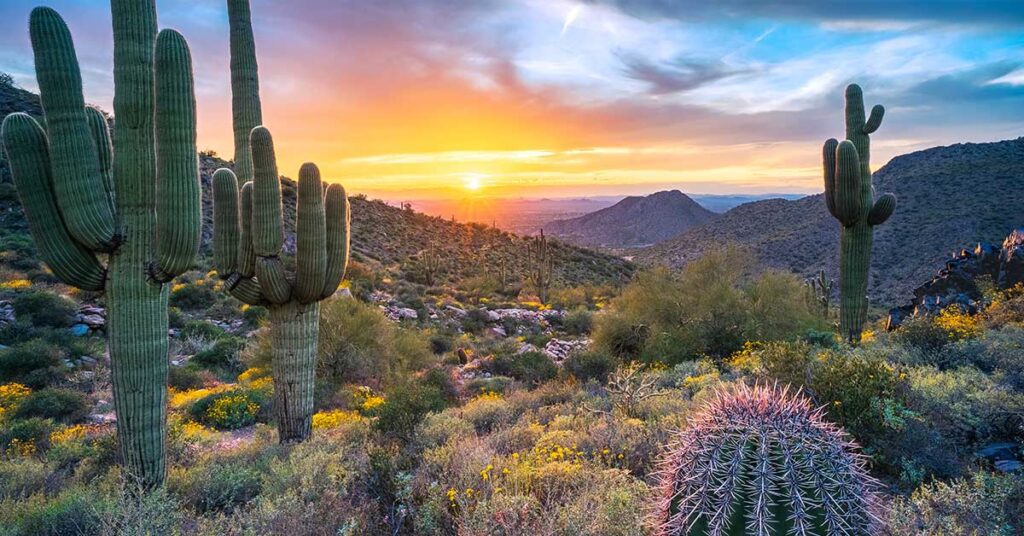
[
  {"xmin": 868, "ymin": 193, "xmax": 897, "ymax": 225},
  {"xmin": 321, "ymin": 183, "xmax": 350, "ymax": 299},
  {"xmin": 150, "ymin": 29, "xmax": 201, "ymax": 282},
  {"xmin": 29, "ymin": 7, "xmax": 118, "ymax": 252},
  {"xmin": 1, "ymin": 113, "xmax": 106, "ymax": 291},
  {"xmin": 85, "ymin": 106, "xmax": 114, "ymax": 199},
  {"xmin": 213, "ymin": 168, "xmax": 241, "ymax": 276},
  {"xmin": 227, "ymin": 0, "xmax": 262, "ymax": 184},
  {"xmin": 294, "ymin": 163, "xmax": 328, "ymax": 303}
]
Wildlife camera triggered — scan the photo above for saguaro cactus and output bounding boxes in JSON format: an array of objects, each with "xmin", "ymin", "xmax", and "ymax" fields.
[
  {"xmin": 213, "ymin": 135, "xmax": 350, "ymax": 442},
  {"xmin": 214, "ymin": 0, "xmax": 349, "ymax": 443},
  {"xmin": 653, "ymin": 384, "xmax": 879, "ymax": 536},
  {"xmin": 526, "ymin": 229, "xmax": 554, "ymax": 304},
  {"xmin": 823, "ymin": 84, "xmax": 896, "ymax": 343},
  {"xmin": 1, "ymin": 3, "xmax": 200, "ymax": 488}
]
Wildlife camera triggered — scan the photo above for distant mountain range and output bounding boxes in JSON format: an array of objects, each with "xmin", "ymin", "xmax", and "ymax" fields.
[
  {"xmin": 545, "ymin": 190, "xmax": 718, "ymax": 247},
  {"xmin": 635, "ymin": 138, "xmax": 1024, "ymax": 305}
]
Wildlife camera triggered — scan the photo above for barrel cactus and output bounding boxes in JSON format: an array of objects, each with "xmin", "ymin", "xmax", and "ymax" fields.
[
  {"xmin": 823, "ymin": 84, "xmax": 896, "ymax": 343},
  {"xmin": 654, "ymin": 384, "xmax": 879, "ymax": 536},
  {"xmin": 213, "ymin": 0, "xmax": 350, "ymax": 443},
  {"xmin": 1, "ymin": 3, "xmax": 200, "ymax": 487}
]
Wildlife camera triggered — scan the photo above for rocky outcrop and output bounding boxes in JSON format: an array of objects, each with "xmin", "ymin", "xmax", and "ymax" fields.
[{"xmin": 887, "ymin": 229, "xmax": 1024, "ymax": 329}]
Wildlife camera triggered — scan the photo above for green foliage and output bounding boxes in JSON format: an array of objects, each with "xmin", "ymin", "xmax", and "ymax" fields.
[
  {"xmin": 563, "ymin": 350, "xmax": 618, "ymax": 383},
  {"xmin": 12, "ymin": 290, "xmax": 77, "ymax": 328},
  {"xmin": 179, "ymin": 320, "xmax": 227, "ymax": 342},
  {"xmin": 0, "ymin": 487, "xmax": 106, "ymax": 536},
  {"xmin": 14, "ymin": 388, "xmax": 88, "ymax": 424},
  {"xmin": 562, "ymin": 307, "xmax": 593, "ymax": 335},
  {"xmin": 594, "ymin": 250, "xmax": 825, "ymax": 364},
  {"xmin": 887, "ymin": 471, "xmax": 1024, "ymax": 536},
  {"xmin": 483, "ymin": 351, "xmax": 558, "ymax": 386},
  {"xmin": 372, "ymin": 379, "xmax": 450, "ymax": 440},
  {"xmin": 0, "ymin": 340, "xmax": 64, "ymax": 388},
  {"xmin": 168, "ymin": 365, "xmax": 205, "ymax": 391},
  {"xmin": 317, "ymin": 296, "xmax": 434, "ymax": 384},
  {"xmin": 191, "ymin": 337, "xmax": 244, "ymax": 374},
  {"xmin": 170, "ymin": 282, "xmax": 220, "ymax": 310},
  {"xmin": 189, "ymin": 463, "xmax": 263, "ymax": 514},
  {"xmin": 0, "ymin": 417, "xmax": 53, "ymax": 452}
]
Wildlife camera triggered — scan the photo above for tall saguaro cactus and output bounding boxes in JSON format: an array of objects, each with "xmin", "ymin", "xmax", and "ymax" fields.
[
  {"xmin": 1, "ymin": 3, "xmax": 200, "ymax": 488},
  {"xmin": 214, "ymin": 0, "xmax": 350, "ymax": 443},
  {"xmin": 526, "ymin": 229, "xmax": 554, "ymax": 304},
  {"xmin": 823, "ymin": 84, "xmax": 896, "ymax": 343},
  {"xmin": 213, "ymin": 135, "xmax": 350, "ymax": 442}
]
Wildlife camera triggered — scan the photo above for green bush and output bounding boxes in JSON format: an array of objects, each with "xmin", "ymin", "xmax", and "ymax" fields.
[
  {"xmin": 562, "ymin": 308, "xmax": 593, "ymax": 335},
  {"xmin": 0, "ymin": 418, "xmax": 53, "ymax": 452},
  {"xmin": 170, "ymin": 283, "xmax": 220, "ymax": 311},
  {"xmin": 242, "ymin": 304, "xmax": 269, "ymax": 325},
  {"xmin": 429, "ymin": 332, "xmax": 454, "ymax": 355},
  {"xmin": 372, "ymin": 379, "xmax": 450, "ymax": 440},
  {"xmin": 483, "ymin": 351, "xmax": 557, "ymax": 386},
  {"xmin": 179, "ymin": 320, "xmax": 226, "ymax": 342},
  {"xmin": 189, "ymin": 388, "xmax": 269, "ymax": 430},
  {"xmin": 0, "ymin": 340, "xmax": 64, "ymax": 388},
  {"xmin": 191, "ymin": 463, "xmax": 263, "ymax": 514},
  {"xmin": 887, "ymin": 471, "xmax": 1024, "ymax": 535},
  {"xmin": 317, "ymin": 296, "xmax": 434, "ymax": 384},
  {"xmin": 191, "ymin": 337, "xmax": 244, "ymax": 373},
  {"xmin": 464, "ymin": 375, "xmax": 514, "ymax": 396},
  {"xmin": 895, "ymin": 315, "xmax": 957, "ymax": 351},
  {"xmin": 12, "ymin": 291, "xmax": 78, "ymax": 329},
  {"xmin": 0, "ymin": 487, "xmax": 106, "ymax": 536},
  {"xmin": 14, "ymin": 388, "xmax": 89, "ymax": 424},
  {"xmin": 563, "ymin": 350, "xmax": 618, "ymax": 383},
  {"xmin": 168, "ymin": 365, "xmax": 205, "ymax": 391}
]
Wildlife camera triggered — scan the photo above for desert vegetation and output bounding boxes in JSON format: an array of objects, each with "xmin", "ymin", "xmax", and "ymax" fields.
[{"xmin": 0, "ymin": 1, "xmax": 1022, "ymax": 535}]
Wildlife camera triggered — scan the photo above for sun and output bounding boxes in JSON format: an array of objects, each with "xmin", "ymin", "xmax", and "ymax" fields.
[{"xmin": 463, "ymin": 173, "xmax": 487, "ymax": 191}]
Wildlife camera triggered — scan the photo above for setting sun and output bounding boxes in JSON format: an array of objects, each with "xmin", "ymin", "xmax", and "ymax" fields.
[{"xmin": 463, "ymin": 173, "xmax": 487, "ymax": 191}]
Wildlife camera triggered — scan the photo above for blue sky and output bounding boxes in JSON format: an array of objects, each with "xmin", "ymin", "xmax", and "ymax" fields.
[{"xmin": 1, "ymin": 0, "xmax": 1022, "ymax": 199}]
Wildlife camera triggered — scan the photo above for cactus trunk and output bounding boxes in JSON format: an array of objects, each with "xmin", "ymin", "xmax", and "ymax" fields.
[
  {"xmin": 269, "ymin": 301, "xmax": 320, "ymax": 443},
  {"xmin": 839, "ymin": 222, "xmax": 872, "ymax": 342}
]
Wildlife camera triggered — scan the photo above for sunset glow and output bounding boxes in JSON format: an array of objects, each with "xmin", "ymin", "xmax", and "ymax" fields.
[{"xmin": 0, "ymin": 0, "xmax": 1021, "ymax": 201}]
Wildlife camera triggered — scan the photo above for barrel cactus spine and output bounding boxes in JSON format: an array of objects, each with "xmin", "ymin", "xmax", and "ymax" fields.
[
  {"xmin": 653, "ymin": 384, "xmax": 880, "ymax": 536},
  {"xmin": 823, "ymin": 84, "xmax": 896, "ymax": 343},
  {"xmin": 1, "ymin": 3, "xmax": 200, "ymax": 488}
]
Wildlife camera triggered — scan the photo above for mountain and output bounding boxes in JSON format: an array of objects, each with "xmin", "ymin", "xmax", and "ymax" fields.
[
  {"xmin": 545, "ymin": 190, "xmax": 718, "ymax": 247},
  {"xmin": 0, "ymin": 77, "xmax": 634, "ymax": 289},
  {"xmin": 635, "ymin": 138, "xmax": 1024, "ymax": 305},
  {"xmin": 689, "ymin": 193, "xmax": 806, "ymax": 213}
]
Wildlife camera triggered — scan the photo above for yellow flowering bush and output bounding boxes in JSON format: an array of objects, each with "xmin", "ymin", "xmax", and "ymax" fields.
[
  {"xmin": 49, "ymin": 424, "xmax": 90, "ymax": 445},
  {"xmin": 311, "ymin": 409, "xmax": 363, "ymax": 430},
  {"xmin": 188, "ymin": 388, "xmax": 267, "ymax": 430},
  {"xmin": 0, "ymin": 383, "xmax": 31, "ymax": 421},
  {"xmin": 934, "ymin": 307, "xmax": 982, "ymax": 341},
  {"xmin": 0, "ymin": 279, "xmax": 31, "ymax": 290}
]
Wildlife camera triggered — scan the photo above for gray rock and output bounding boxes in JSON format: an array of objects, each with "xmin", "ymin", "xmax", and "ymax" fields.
[{"xmin": 81, "ymin": 314, "xmax": 105, "ymax": 328}]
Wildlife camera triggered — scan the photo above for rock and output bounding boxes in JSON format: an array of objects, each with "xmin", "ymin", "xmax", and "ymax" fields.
[
  {"xmin": 336, "ymin": 287, "xmax": 353, "ymax": 299},
  {"xmin": 88, "ymin": 412, "xmax": 117, "ymax": 424},
  {"xmin": 78, "ymin": 355, "xmax": 98, "ymax": 366},
  {"xmin": 517, "ymin": 343, "xmax": 539, "ymax": 354},
  {"xmin": 397, "ymin": 307, "xmax": 418, "ymax": 320},
  {"xmin": 81, "ymin": 314, "xmax": 105, "ymax": 328},
  {"xmin": 977, "ymin": 442, "xmax": 1022, "ymax": 472},
  {"xmin": 887, "ymin": 229, "xmax": 1024, "ymax": 330},
  {"xmin": 995, "ymin": 460, "xmax": 1022, "ymax": 472},
  {"xmin": 486, "ymin": 310, "xmax": 501, "ymax": 322},
  {"xmin": 69, "ymin": 324, "xmax": 90, "ymax": 336},
  {"xmin": 446, "ymin": 305, "xmax": 467, "ymax": 317},
  {"xmin": 542, "ymin": 338, "xmax": 590, "ymax": 362},
  {"xmin": 80, "ymin": 305, "xmax": 105, "ymax": 316},
  {"xmin": 485, "ymin": 326, "xmax": 507, "ymax": 338}
]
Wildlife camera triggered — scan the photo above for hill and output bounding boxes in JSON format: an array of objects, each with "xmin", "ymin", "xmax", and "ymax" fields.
[
  {"xmin": 0, "ymin": 77, "xmax": 634, "ymax": 290},
  {"xmin": 635, "ymin": 138, "xmax": 1024, "ymax": 304},
  {"xmin": 545, "ymin": 189, "xmax": 717, "ymax": 247}
]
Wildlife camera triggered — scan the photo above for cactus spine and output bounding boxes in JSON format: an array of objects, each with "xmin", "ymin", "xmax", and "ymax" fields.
[
  {"xmin": 654, "ymin": 384, "xmax": 879, "ymax": 536},
  {"xmin": 214, "ymin": 0, "xmax": 350, "ymax": 443},
  {"xmin": 1, "ymin": 3, "xmax": 200, "ymax": 488},
  {"xmin": 823, "ymin": 84, "xmax": 896, "ymax": 343}
]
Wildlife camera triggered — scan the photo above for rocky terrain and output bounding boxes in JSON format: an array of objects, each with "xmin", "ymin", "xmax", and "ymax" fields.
[
  {"xmin": 635, "ymin": 138, "xmax": 1024, "ymax": 305},
  {"xmin": 546, "ymin": 189, "xmax": 717, "ymax": 248}
]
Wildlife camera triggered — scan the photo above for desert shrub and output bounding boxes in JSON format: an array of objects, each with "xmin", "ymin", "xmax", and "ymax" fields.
[
  {"xmin": 463, "ymin": 375, "xmax": 514, "ymax": 396},
  {"xmin": 460, "ymin": 308, "xmax": 491, "ymax": 334},
  {"xmin": 189, "ymin": 388, "xmax": 269, "ymax": 430},
  {"xmin": 887, "ymin": 471, "xmax": 1024, "ymax": 535},
  {"xmin": 179, "ymin": 319, "xmax": 226, "ymax": 342},
  {"xmin": 0, "ymin": 456, "xmax": 48, "ymax": 500},
  {"xmin": 372, "ymin": 379, "xmax": 450, "ymax": 440},
  {"xmin": 593, "ymin": 250, "xmax": 823, "ymax": 364},
  {"xmin": 168, "ymin": 365, "xmax": 205, "ymax": 391},
  {"xmin": 809, "ymin": 347, "xmax": 905, "ymax": 441},
  {"xmin": 895, "ymin": 307, "xmax": 981, "ymax": 353},
  {"xmin": 0, "ymin": 340, "xmax": 64, "ymax": 388},
  {"xmin": 317, "ymin": 296, "xmax": 434, "ymax": 384},
  {"xmin": 190, "ymin": 337, "xmax": 244, "ymax": 373},
  {"xmin": 482, "ymin": 351, "xmax": 557, "ymax": 386},
  {"xmin": 727, "ymin": 340, "xmax": 814, "ymax": 389},
  {"xmin": 0, "ymin": 487, "xmax": 107, "ymax": 536},
  {"xmin": 242, "ymin": 304, "xmax": 269, "ymax": 325},
  {"xmin": 428, "ymin": 332, "xmax": 454, "ymax": 354},
  {"xmin": 0, "ymin": 233, "xmax": 39, "ymax": 271},
  {"xmin": 12, "ymin": 291, "xmax": 77, "ymax": 329},
  {"xmin": 563, "ymin": 350, "xmax": 618, "ymax": 383},
  {"xmin": 14, "ymin": 388, "xmax": 89, "ymax": 424},
  {"xmin": 562, "ymin": 308, "xmax": 593, "ymax": 335},
  {"xmin": 461, "ymin": 393, "xmax": 513, "ymax": 434},
  {"xmin": 906, "ymin": 366, "xmax": 1024, "ymax": 445},
  {"xmin": 183, "ymin": 463, "xmax": 263, "ymax": 514},
  {"xmin": 170, "ymin": 283, "xmax": 219, "ymax": 310},
  {"xmin": 416, "ymin": 411, "xmax": 475, "ymax": 449},
  {"xmin": 0, "ymin": 417, "xmax": 53, "ymax": 453}
]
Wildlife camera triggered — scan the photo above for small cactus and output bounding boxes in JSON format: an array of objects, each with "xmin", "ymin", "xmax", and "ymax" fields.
[
  {"xmin": 823, "ymin": 84, "xmax": 896, "ymax": 343},
  {"xmin": 654, "ymin": 384, "xmax": 879, "ymax": 536}
]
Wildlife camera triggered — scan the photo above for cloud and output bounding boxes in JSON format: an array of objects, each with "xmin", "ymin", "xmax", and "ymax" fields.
[{"xmin": 620, "ymin": 55, "xmax": 748, "ymax": 95}]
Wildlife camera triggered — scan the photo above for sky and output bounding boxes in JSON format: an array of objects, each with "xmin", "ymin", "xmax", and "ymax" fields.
[{"xmin": 1, "ymin": 0, "xmax": 1023, "ymax": 201}]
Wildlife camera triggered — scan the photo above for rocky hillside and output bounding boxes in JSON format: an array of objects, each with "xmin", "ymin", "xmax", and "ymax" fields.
[
  {"xmin": 635, "ymin": 138, "xmax": 1024, "ymax": 305},
  {"xmin": 546, "ymin": 189, "xmax": 717, "ymax": 247}
]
